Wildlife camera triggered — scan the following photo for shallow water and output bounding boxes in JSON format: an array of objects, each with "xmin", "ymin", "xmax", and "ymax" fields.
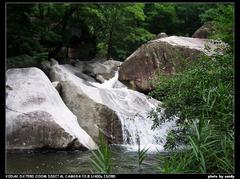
[{"xmin": 6, "ymin": 145, "xmax": 163, "ymax": 174}]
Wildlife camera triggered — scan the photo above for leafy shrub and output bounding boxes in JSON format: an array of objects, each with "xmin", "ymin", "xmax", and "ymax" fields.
[{"xmin": 149, "ymin": 52, "xmax": 234, "ymax": 173}]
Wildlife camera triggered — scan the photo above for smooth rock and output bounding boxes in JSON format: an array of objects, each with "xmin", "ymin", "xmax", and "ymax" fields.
[
  {"xmin": 74, "ymin": 59, "xmax": 122, "ymax": 81},
  {"xmin": 6, "ymin": 67, "xmax": 97, "ymax": 150},
  {"xmin": 50, "ymin": 63, "xmax": 165, "ymax": 146},
  {"xmin": 50, "ymin": 64, "xmax": 123, "ymax": 144},
  {"xmin": 119, "ymin": 35, "xmax": 227, "ymax": 92}
]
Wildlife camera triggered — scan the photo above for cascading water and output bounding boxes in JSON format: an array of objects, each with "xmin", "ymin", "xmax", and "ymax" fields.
[{"xmin": 90, "ymin": 71, "xmax": 177, "ymax": 152}]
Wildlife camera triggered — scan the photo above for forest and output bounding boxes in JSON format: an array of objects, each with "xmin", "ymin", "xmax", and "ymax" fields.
[
  {"xmin": 7, "ymin": 3, "xmax": 233, "ymax": 63},
  {"xmin": 6, "ymin": 2, "xmax": 234, "ymax": 174}
]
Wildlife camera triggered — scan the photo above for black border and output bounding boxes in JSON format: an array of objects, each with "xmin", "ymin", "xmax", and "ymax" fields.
[
  {"xmin": 1, "ymin": 1, "xmax": 6, "ymax": 178},
  {"xmin": 2, "ymin": 0, "xmax": 238, "ymax": 178}
]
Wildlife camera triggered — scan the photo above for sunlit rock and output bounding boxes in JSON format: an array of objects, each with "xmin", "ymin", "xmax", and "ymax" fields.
[
  {"xmin": 50, "ymin": 62, "xmax": 176, "ymax": 150},
  {"xmin": 6, "ymin": 67, "xmax": 97, "ymax": 150},
  {"xmin": 119, "ymin": 35, "xmax": 227, "ymax": 92}
]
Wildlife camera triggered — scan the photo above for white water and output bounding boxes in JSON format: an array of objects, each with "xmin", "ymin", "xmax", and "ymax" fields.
[
  {"xmin": 91, "ymin": 71, "xmax": 122, "ymax": 89},
  {"xmin": 52, "ymin": 64, "xmax": 177, "ymax": 152},
  {"xmin": 90, "ymin": 71, "xmax": 177, "ymax": 152}
]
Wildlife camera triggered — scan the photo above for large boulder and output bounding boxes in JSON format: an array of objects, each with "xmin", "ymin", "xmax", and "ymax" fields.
[
  {"xmin": 192, "ymin": 21, "xmax": 215, "ymax": 39},
  {"xmin": 50, "ymin": 64, "xmax": 123, "ymax": 144},
  {"xmin": 50, "ymin": 62, "xmax": 162, "ymax": 145},
  {"xmin": 6, "ymin": 67, "xmax": 97, "ymax": 150},
  {"xmin": 118, "ymin": 35, "xmax": 227, "ymax": 92}
]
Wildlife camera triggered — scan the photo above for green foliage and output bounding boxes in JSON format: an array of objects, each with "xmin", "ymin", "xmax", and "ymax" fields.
[
  {"xmin": 157, "ymin": 152, "xmax": 193, "ymax": 173},
  {"xmin": 84, "ymin": 3, "xmax": 153, "ymax": 60},
  {"xmin": 90, "ymin": 131, "xmax": 112, "ymax": 174},
  {"xmin": 150, "ymin": 52, "xmax": 233, "ymax": 125},
  {"xmin": 149, "ymin": 51, "xmax": 234, "ymax": 173},
  {"xmin": 7, "ymin": 3, "xmax": 232, "ymax": 62},
  {"xmin": 7, "ymin": 3, "xmax": 95, "ymax": 60},
  {"xmin": 200, "ymin": 4, "xmax": 234, "ymax": 46},
  {"xmin": 144, "ymin": 3, "xmax": 214, "ymax": 36},
  {"xmin": 148, "ymin": 6, "xmax": 234, "ymax": 169},
  {"xmin": 6, "ymin": 52, "xmax": 48, "ymax": 69},
  {"xmin": 174, "ymin": 4, "xmax": 215, "ymax": 36},
  {"xmin": 7, "ymin": 4, "xmax": 43, "ymax": 56},
  {"xmin": 157, "ymin": 117, "xmax": 234, "ymax": 173},
  {"xmin": 144, "ymin": 3, "xmax": 179, "ymax": 35},
  {"xmin": 136, "ymin": 135, "xmax": 150, "ymax": 174}
]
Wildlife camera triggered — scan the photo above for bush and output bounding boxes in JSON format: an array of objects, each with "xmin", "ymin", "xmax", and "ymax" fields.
[{"xmin": 149, "ymin": 52, "xmax": 234, "ymax": 173}]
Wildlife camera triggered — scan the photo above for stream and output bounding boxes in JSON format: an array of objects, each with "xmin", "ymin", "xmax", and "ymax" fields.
[
  {"xmin": 6, "ymin": 66, "xmax": 177, "ymax": 174},
  {"xmin": 6, "ymin": 145, "xmax": 165, "ymax": 174}
]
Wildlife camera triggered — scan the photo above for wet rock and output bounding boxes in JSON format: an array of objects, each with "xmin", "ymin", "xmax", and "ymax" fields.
[
  {"xmin": 50, "ymin": 64, "xmax": 123, "ymax": 144},
  {"xmin": 50, "ymin": 62, "xmax": 166, "ymax": 146}
]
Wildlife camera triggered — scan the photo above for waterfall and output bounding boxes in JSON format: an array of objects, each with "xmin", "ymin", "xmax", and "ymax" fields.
[{"xmin": 90, "ymin": 71, "xmax": 177, "ymax": 152}]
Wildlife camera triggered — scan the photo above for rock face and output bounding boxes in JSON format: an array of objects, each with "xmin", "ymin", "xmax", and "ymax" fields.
[
  {"xmin": 50, "ymin": 64, "xmax": 123, "ymax": 144},
  {"xmin": 192, "ymin": 21, "xmax": 215, "ymax": 39},
  {"xmin": 119, "ymin": 35, "xmax": 226, "ymax": 92},
  {"xmin": 6, "ymin": 67, "xmax": 97, "ymax": 150},
  {"xmin": 50, "ymin": 62, "xmax": 162, "ymax": 146}
]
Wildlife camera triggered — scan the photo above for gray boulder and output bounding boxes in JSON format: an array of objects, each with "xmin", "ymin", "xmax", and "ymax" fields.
[
  {"xmin": 50, "ymin": 62, "xmax": 164, "ymax": 146},
  {"xmin": 50, "ymin": 64, "xmax": 123, "ymax": 144},
  {"xmin": 6, "ymin": 67, "xmax": 97, "ymax": 150},
  {"xmin": 119, "ymin": 35, "xmax": 227, "ymax": 92},
  {"xmin": 75, "ymin": 59, "xmax": 122, "ymax": 81}
]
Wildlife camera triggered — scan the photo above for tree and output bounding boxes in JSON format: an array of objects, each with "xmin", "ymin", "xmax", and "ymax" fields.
[
  {"xmin": 7, "ymin": 3, "xmax": 231, "ymax": 63},
  {"xmin": 7, "ymin": 4, "xmax": 42, "ymax": 57},
  {"xmin": 199, "ymin": 4, "xmax": 234, "ymax": 46},
  {"xmin": 84, "ymin": 3, "xmax": 153, "ymax": 61},
  {"xmin": 7, "ymin": 3, "xmax": 97, "ymax": 61},
  {"xmin": 144, "ymin": 3, "xmax": 214, "ymax": 36}
]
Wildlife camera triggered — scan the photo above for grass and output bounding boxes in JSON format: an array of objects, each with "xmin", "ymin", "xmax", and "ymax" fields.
[
  {"xmin": 136, "ymin": 134, "xmax": 150, "ymax": 174},
  {"xmin": 149, "ymin": 52, "xmax": 234, "ymax": 173},
  {"xmin": 90, "ymin": 131, "xmax": 112, "ymax": 174}
]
